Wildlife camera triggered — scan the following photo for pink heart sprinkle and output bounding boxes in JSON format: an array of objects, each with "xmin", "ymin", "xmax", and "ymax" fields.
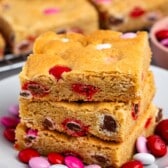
[
  {"xmin": 121, "ymin": 32, "xmax": 137, "ymax": 39},
  {"xmin": 93, "ymin": 0, "xmax": 111, "ymax": 4},
  {"xmin": 43, "ymin": 7, "xmax": 60, "ymax": 15}
]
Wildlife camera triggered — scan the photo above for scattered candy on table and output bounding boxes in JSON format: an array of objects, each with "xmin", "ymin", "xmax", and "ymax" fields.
[
  {"xmin": 64, "ymin": 156, "xmax": 84, "ymax": 168},
  {"xmin": 133, "ymin": 153, "xmax": 155, "ymax": 165},
  {"xmin": 29, "ymin": 157, "xmax": 51, "ymax": 168},
  {"xmin": 136, "ymin": 136, "xmax": 149, "ymax": 153},
  {"xmin": 155, "ymin": 119, "xmax": 168, "ymax": 144},
  {"xmin": 147, "ymin": 135, "xmax": 167, "ymax": 157},
  {"xmin": 48, "ymin": 152, "xmax": 64, "ymax": 164},
  {"xmin": 1, "ymin": 104, "xmax": 168, "ymax": 168},
  {"xmin": 18, "ymin": 148, "xmax": 40, "ymax": 163},
  {"xmin": 49, "ymin": 164, "xmax": 68, "ymax": 168},
  {"xmin": 0, "ymin": 116, "xmax": 19, "ymax": 128}
]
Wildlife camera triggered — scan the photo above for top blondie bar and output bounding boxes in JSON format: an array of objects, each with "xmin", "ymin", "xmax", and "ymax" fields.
[
  {"xmin": 19, "ymin": 30, "xmax": 151, "ymax": 102},
  {"xmin": 0, "ymin": 0, "xmax": 98, "ymax": 55}
]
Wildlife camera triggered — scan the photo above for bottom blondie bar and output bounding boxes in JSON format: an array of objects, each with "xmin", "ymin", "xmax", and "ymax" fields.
[{"xmin": 15, "ymin": 104, "xmax": 158, "ymax": 168}]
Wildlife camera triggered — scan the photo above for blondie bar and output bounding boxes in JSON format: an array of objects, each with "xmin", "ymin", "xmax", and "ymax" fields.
[
  {"xmin": 19, "ymin": 30, "xmax": 151, "ymax": 102},
  {"xmin": 19, "ymin": 71, "xmax": 155, "ymax": 142},
  {"xmin": 0, "ymin": 0, "xmax": 98, "ymax": 55},
  {"xmin": 90, "ymin": 0, "xmax": 168, "ymax": 32},
  {"xmin": 15, "ymin": 104, "xmax": 159, "ymax": 168}
]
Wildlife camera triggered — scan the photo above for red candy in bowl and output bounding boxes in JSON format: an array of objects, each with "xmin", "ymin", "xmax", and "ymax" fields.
[{"xmin": 150, "ymin": 17, "xmax": 168, "ymax": 69}]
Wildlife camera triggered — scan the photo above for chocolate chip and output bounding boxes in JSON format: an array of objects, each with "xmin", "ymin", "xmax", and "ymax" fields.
[
  {"xmin": 56, "ymin": 29, "xmax": 67, "ymax": 34},
  {"xmin": 93, "ymin": 155, "xmax": 109, "ymax": 164},
  {"xmin": 18, "ymin": 41, "xmax": 30, "ymax": 51},
  {"xmin": 20, "ymin": 91, "xmax": 30, "ymax": 97},
  {"xmin": 43, "ymin": 117, "xmax": 55, "ymax": 130},
  {"xmin": 66, "ymin": 122, "xmax": 81, "ymax": 132},
  {"xmin": 134, "ymin": 104, "xmax": 139, "ymax": 115},
  {"xmin": 131, "ymin": 103, "xmax": 140, "ymax": 120},
  {"xmin": 102, "ymin": 115, "xmax": 117, "ymax": 132},
  {"xmin": 28, "ymin": 83, "xmax": 46, "ymax": 94},
  {"xmin": 76, "ymin": 100, "xmax": 84, "ymax": 104},
  {"xmin": 156, "ymin": 108, "xmax": 163, "ymax": 122},
  {"xmin": 108, "ymin": 16, "xmax": 123, "ymax": 26},
  {"xmin": 24, "ymin": 136, "xmax": 35, "ymax": 147}
]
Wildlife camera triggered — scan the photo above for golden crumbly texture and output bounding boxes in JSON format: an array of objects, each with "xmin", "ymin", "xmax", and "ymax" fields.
[
  {"xmin": 15, "ymin": 104, "xmax": 158, "ymax": 168},
  {"xmin": 0, "ymin": 0, "xmax": 98, "ymax": 54},
  {"xmin": 90, "ymin": 0, "xmax": 168, "ymax": 31},
  {"xmin": 19, "ymin": 71, "xmax": 155, "ymax": 142},
  {"xmin": 19, "ymin": 30, "xmax": 151, "ymax": 102},
  {"xmin": 0, "ymin": 34, "xmax": 5, "ymax": 59}
]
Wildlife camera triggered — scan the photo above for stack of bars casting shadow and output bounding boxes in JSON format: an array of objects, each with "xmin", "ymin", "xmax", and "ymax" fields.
[{"xmin": 15, "ymin": 30, "xmax": 161, "ymax": 168}]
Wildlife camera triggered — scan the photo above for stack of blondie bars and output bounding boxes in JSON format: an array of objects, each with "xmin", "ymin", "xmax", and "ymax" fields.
[{"xmin": 15, "ymin": 30, "xmax": 160, "ymax": 167}]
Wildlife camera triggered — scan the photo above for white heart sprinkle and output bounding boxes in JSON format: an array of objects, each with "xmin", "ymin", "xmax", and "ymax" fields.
[
  {"xmin": 61, "ymin": 38, "xmax": 69, "ymax": 43},
  {"xmin": 96, "ymin": 43, "xmax": 112, "ymax": 50}
]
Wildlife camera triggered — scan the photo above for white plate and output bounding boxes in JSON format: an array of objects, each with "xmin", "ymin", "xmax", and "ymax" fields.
[{"xmin": 0, "ymin": 65, "xmax": 168, "ymax": 168}]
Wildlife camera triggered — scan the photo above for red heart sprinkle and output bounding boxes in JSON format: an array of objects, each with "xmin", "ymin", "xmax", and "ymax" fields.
[{"xmin": 129, "ymin": 7, "xmax": 145, "ymax": 18}]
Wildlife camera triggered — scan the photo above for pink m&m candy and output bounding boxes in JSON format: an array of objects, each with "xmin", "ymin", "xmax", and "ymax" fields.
[
  {"xmin": 160, "ymin": 38, "xmax": 168, "ymax": 48},
  {"xmin": 43, "ymin": 7, "xmax": 60, "ymax": 15},
  {"xmin": 29, "ymin": 157, "xmax": 50, "ymax": 168},
  {"xmin": 0, "ymin": 116, "xmax": 19, "ymax": 128},
  {"xmin": 65, "ymin": 156, "xmax": 84, "ymax": 168},
  {"xmin": 136, "ymin": 136, "xmax": 149, "ymax": 153},
  {"xmin": 93, "ymin": 0, "xmax": 111, "ymax": 4},
  {"xmin": 121, "ymin": 32, "xmax": 137, "ymax": 39}
]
